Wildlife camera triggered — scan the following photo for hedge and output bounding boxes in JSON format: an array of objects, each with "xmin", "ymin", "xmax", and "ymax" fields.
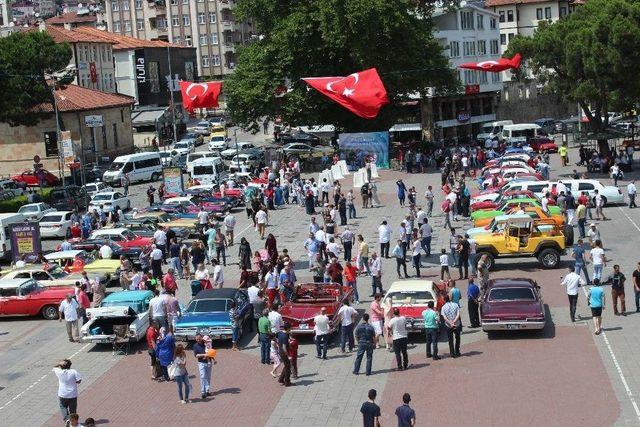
[{"xmin": 0, "ymin": 188, "xmax": 54, "ymax": 213}]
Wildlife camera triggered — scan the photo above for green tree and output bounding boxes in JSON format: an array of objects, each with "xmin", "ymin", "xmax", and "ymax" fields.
[
  {"xmin": 225, "ymin": 0, "xmax": 459, "ymax": 132},
  {"xmin": 0, "ymin": 31, "xmax": 73, "ymax": 127},
  {"xmin": 506, "ymin": 0, "xmax": 640, "ymax": 137}
]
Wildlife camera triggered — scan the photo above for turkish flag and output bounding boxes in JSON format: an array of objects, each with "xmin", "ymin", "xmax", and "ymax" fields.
[
  {"xmin": 459, "ymin": 53, "xmax": 522, "ymax": 73},
  {"xmin": 179, "ymin": 81, "xmax": 223, "ymax": 112},
  {"xmin": 302, "ymin": 68, "xmax": 389, "ymax": 119}
]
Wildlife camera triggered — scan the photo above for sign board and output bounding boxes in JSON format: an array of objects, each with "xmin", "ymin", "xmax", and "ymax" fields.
[
  {"xmin": 60, "ymin": 130, "xmax": 74, "ymax": 164},
  {"xmin": 457, "ymin": 111, "xmax": 471, "ymax": 123},
  {"xmin": 84, "ymin": 115, "xmax": 104, "ymax": 128},
  {"xmin": 43, "ymin": 131, "xmax": 58, "ymax": 157},
  {"xmin": 135, "ymin": 50, "xmax": 146, "ymax": 84},
  {"xmin": 338, "ymin": 132, "xmax": 390, "ymax": 169},
  {"xmin": 465, "ymin": 84, "xmax": 480, "ymax": 95},
  {"xmin": 163, "ymin": 167, "xmax": 184, "ymax": 195},
  {"xmin": 9, "ymin": 222, "xmax": 41, "ymax": 262}
]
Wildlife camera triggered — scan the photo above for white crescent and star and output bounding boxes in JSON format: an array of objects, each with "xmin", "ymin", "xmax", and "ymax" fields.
[
  {"xmin": 324, "ymin": 73, "xmax": 360, "ymax": 97},
  {"xmin": 185, "ymin": 83, "xmax": 209, "ymax": 100},
  {"xmin": 477, "ymin": 60, "xmax": 500, "ymax": 69}
]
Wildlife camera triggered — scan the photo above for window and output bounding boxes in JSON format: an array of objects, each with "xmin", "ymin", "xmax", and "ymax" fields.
[
  {"xmin": 536, "ymin": 8, "xmax": 543, "ymax": 20},
  {"xmin": 174, "ymin": 36, "xmax": 181, "ymax": 44},
  {"xmin": 170, "ymin": 0, "xmax": 177, "ymax": 4},
  {"xmin": 490, "ymin": 18, "xmax": 496, "ymax": 29},
  {"xmin": 183, "ymin": 15, "xmax": 190, "ymax": 26},
  {"xmin": 578, "ymin": 183, "xmax": 595, "ymax": 191},
  {"xmin": 477, "ymin": 40, "xmax": 486, "ymax": 55},
  {"xmin": 113, "ymin": 21, "xmax": 121, "ymax": 32},
  {"xmin": 185, "ymin": 35, "xmax": 192, "ymax": 47},
  {"xmin": 199, "ymin": 34, "xmax": 208, "ymax": 45},
  {"xmin": 135, "ymin": 0, "xmax": 143, "ymax": 9},
  {"xmin": 211, "ymin": 33, "xmax": 218, "ymax": 45},
  {"xmin": 136, "ymin": 19, "xmax": 144, "ymax": 30},
  {"xmin": 490, "ymin": 39, "xmax": 499, "ymax": 54},
  {"xmin": 149, "ymin": 61, "xmax": 160, "ymax": 93},
  {"xmin": 479, "ymin": 71, "xmax": 488, "ymax": 84},
  {"xmin": 122, "ymin": 1, "xmax": 129, "ymax": 10},
  {"xmin": 198, "ymin": 12, "xmax": 205, "ymax": 24},
  {"xmin": 508, "ymin": 33, "xmax": 515, "ymax": 42},
  {"xmin": 464, "ymin": 70, "xmax": 477, "ymax": 85},
  {"xmin": 499, "ymin": 11, "xmax": 505, "ymax": 23},
  {"xmin": 202, "ymin": 54, "xmax": 209, "ymax": 67},
  {"xmin": 560, "ymin": 7, "xmax": 567, "ymax": 18},
  {"xmin": 545, "ymin": 7, "xmax": 551, "ymax": 19},
  {"xmin": 449, "ymin": 41, "xmax": 460, "ymax": 58},
  {"xmin": 477, "ymin": 14, "xmax": 484, "ymax": 29},
  {"xmin": 492, "ymin": 72, "xmax": 501, "ymax": 83},
  {"xmin": 209, "ymin": 12, "xmax": 216, "ymax": 23},
  {"xmin": 507, "ymin": 10, "xmax": 514, "ymax": 22},
  {"xmin": 463, "ymin": 41, "xmax": 476, "ymax": 56},
  {"xmin": 461, "ymin": 11, "xmax": 474, "ymax": 30},
  {"xmin": 500, "ymin": 33, "xmax": 506, "ymax": 45},
  {"xmin": 183, "ymin": 0, "xmax": 188, "ymax": 3},
  {"xmin": 213, "ymin": 54, "xmax": 220, "ymax": 66},
  {"xmin": 124, "ymin": 21, "xmax": 131, "ymax": 32},
  {"xmin": 111, "ymin": 1, "xmax": 119, "ymax": 11},
  {"xmin": 172, "ymin": 16, "xmax": 179, "ymax": 27}
]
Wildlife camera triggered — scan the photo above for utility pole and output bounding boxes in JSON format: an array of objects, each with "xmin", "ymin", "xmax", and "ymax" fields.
[
  {"xmin": 167, "ymin": 46, "xmax": 178, "ymax": 145},
  {"xmin": 234, "ymin": 128, "xmax": 240, "ymax": 172},
  {"xmin": 51, "ymin": 77, "xmax": 65, "ymax": 187}
]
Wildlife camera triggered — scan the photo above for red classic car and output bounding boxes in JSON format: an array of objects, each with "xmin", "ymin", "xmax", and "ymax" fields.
[
  {"xmin": 279, "ymin": 283, "xmax": 354, "ymax": 334},
  {"xmin": 528, "ymin": 137, "xmax": 558, "ymax": 153},
  {"xmin": 11, "ymin": 169, "xmax": 61, "ymax": 187},
  {"xmin": 471, "ymin": 190, "xmax": 556, "ymax": 212},
  {"xmin": 383, "ymin": 280, "xmax": 447, "ymax": 332},
  {"xmin": 0, "ymin": 278, "xmax": 74, "ymax": 320},
  {"xmin": 480, "ymin": 278, "xmax": 546, "ymax": 332}
]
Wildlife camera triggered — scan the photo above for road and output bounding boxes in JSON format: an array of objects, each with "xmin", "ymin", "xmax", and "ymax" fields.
[{"xmin": 1, "ymin": 141, "xmax": 640, "ymax": 426}]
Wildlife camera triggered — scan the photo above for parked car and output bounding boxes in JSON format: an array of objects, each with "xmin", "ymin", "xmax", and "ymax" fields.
[
  {"xmin": 228, "ymin": 153, "xmax": 262, "ymax": 173},
  {"xmin": 80, "ymin": 290, "xmax": 153, "ymax": 344},
  {"xmin": 0, "ymin": 278, "xmax": 74, "ymax": 320},
  {"xmin": 11, "ymin": 169, "xmax": 60, "ymax": 187},
  {"xmin": 102, "ymin": 153, "xmax": 163, "ymax": 185},
  {"xmin": 172, "ymin": 140, "xmax": 196, "ymax": 155},
  {"xmin": 44, "ymin": 250, "xmax": 121, "ymax": 285},
  {"xmin": 49, "ymin": 185, "xmax": 90, "ymax": 212},
  {"xmin": 87, "ymin": 228, "xmax": 153, "ymax": 250},
  {"xmin": 39, "ymin": 211, "xmax": 73, "ymax": 238},
  {"xmin": 193, "ymin": 121, "xmax": 212, "ymax": 135},
  {"xmin": 111, "ymin": 220, "xmax": 189, "ymax": 240},
  {"xmin": 471, "ymin": 198, "xmax": 561, "ymax": 223},
  {"xmin": 558, "ymin": 179, "xmax": 624, "ymax": 206},
  {"xmin": 220, "ymin": 143, "xmax": 257, "ymax": 160},
  {"xmin": 181, "ymin": 132, "xmax": 204, "ymax": 146},
  {"xmin": 279, "ymin": 283, "xmax": 354, "ymax": 334},
  {"xmin": 1, "ymin": 264, "xmax": 109, "ymax": 288},
  {"xmin": 17, "ymin": 202, "xmax": 55, "ymax": 221},
  {"xmin": 89, "ymin": 191, "xmax": 131, "ymax": 212},
  {"xmin": 480, "ymin": 278, "xmax": 546, "ymax": 332},
  {"xmin": 0, "ymin": 179, "xmax": 25, "ymax": 196},
  {"xmin": 282, "ymin": 143, "xmax": 332, "ymax": 158},
  {"xmin": 82, "ymin": 182, "xmax": 113, "ymax": 197},
  {"xmin": 174, "ymin": 288, "xmax": 252, "ymax": 341},
  {"xmin": 207, "ymin": 116, "xmax": 226, "ymax": 128},
  {"xmin": 382, "ymin": 280, "xmax": 442, "ymax": 333},
  {"xmin": 528, "ymin": 137, "xmax": 558, "ymax": 153},
  {"xmin": 159, "ymin": 150, "xmax": 180, "ymax": 167},
  {"xmin": 279, "ymin": 131, "xmax": 322, "ymax": 145}
]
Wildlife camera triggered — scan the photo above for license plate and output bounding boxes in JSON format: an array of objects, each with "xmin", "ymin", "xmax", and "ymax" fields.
[
  {"xmin": 299, "ymin": 324, "xmax": 309, "ymax": 329},
  {"xmin": 506, "ymin": 324, "xmax": 520, "ymax": 330}
]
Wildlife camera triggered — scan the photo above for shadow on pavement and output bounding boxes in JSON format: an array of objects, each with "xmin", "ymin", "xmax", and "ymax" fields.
[{"xmin": 212, "ymin": 387, "xmax": 241, "ymax": 396}]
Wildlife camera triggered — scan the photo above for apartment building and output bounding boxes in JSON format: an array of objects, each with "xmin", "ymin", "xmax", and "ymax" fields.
[
  {"xmin": 0, "ymin": 1, "xmax": 11, "ymax": 26},
  {"xmin": 104, "ymin": 0, "xmax": 253, "ymax": 79}
]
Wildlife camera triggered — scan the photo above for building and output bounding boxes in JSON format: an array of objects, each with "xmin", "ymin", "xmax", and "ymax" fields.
[
  {"xmin": 45, "ymin": 11, "xmax": 100, "ymax": 30},
  {"xmin": 43, "ymin": 24, "xmax": 118, "ymax": 93},
  {"xmin": 33, "ymin": 0, "xmax": 55, "ymax": 17},
  {"xmin": 419, "ymin": 4, "xmax": 502, "ymax": 142},
  {"xmin": 0, "ymin": 0, "xmax": 12, "ymax": 26},
  {"xmin": 0, "ymin": 84, "xmax": 135, "ymax": 175},
  {"xmin": 103, "ymin": 0, "xmax": 254, "ymax": 78}
]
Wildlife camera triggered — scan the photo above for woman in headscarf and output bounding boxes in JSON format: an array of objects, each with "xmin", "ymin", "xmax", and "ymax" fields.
[
  {"xmin": 265, "ymin": 233, "xmax": 278, "ymax": 262},
  {"xmin": 238, "ymin": 237, "xmax": 252, "ymax": 270},
  {"xmin": 156, "ymin": 327, "xmax": 175, "ymax": 381},
  {"xmin": 305, "ymin": 187, "xmax": 316, "ymax": 215},
  {"xmin": 274, "ymin": 186, "xmax": 284, "ymax": 208}
]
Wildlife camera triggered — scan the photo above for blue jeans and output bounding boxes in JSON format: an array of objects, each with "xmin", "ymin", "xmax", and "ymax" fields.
[
  {"xmin": 426, "ymin": 328, "xmax": 439, "ymax": 358},
  {"xmin": 450, "ymin": 249, "xmax": 459, "ymax": 267},
  {"xmin": 353, "ymin": 343, "xmax": 373, "ymax": 375},
  {"xmin": 421, "ymin": 236, "xmax": 432, "ymax": 257},
  {"xmin": 315, "ymin": 334, "xmax": 329, "ymax": 358},
  {"xmin": 347, "ymin": 280, "xmax": 360, "ymax": 302},
  {"xmin": 232, "ymin": 326, "xmax": 240, "ymax": 344},
  {"xmin": 197, "ymin": 362, "xmax": 211, "ymax": 394},
  {"xmin": 348, "ymin": 204, "xmax": 356, "ymax": 218},
  {"xmin": 170, "ymin": 256, "xmax": 182, "ymax": 277},
  {"xmin": 340, "ymin": 323, "xmax": 354, "ymax": 352},
  {"xmin": 358, "ymin": 256, "xmax": 370, "ymax": 274},
  {"xmin": 593, "ymin": 264, "xmax": 603, "ymax": 280},
  {"xmin": 575, "ymin": 262, "xmax": 590, "ymax": 284},
  {"xmin": 468, "ymin": 253, "xmax": 477, "ymax": 276},
  {"xmin": 175, "ymin": 373, "xmax": 190, "ymax": 400},
  {"xmin": 259, "ymin": 333, "xmax": 271, "ymax": 363}
]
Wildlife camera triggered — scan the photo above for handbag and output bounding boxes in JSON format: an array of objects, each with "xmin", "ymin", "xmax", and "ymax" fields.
[{"xmin": 167, "ymin": 362, "xmax": 179, "ymax": 380}]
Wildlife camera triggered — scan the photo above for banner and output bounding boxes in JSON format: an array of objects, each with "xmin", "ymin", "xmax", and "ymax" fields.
[
  {"xmin": 60, "ymin": 130, "xmax": 74, "ymax": 165},
  {"xmin": 338, "ymin": 131, "xmax": 389, "ymax": 169},
  {"xmin": 10, "ymin": 222, "xmax": 41, "ymax": 262},
  {"xmin": 163, "ymin": 167, "xmax": 184, "ymax": 195}
]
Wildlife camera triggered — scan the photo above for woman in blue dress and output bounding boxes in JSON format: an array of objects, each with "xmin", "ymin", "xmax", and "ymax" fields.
[
  {"xmin": 274, "ymin": 186, "xmax": 284, "ymax": 207},
  {"xmin": 396, "ymin": 179, "xmax": 407, "ymax": 206},
  {"xmin": 156, "ymin": 327, "xmax": 176, "ymax": 381}
]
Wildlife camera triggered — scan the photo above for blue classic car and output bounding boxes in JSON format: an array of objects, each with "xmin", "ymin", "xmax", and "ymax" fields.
[{"xmin": 174, "ymin": 288, "xmax": 252, "ymax": 341}]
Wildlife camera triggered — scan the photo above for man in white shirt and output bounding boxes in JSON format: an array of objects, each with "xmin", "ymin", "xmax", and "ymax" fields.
[
  {"xmin": 387, "ymin": 308, "xmax": 408, "ymax": 370},
  {"xmin": 223, "ymin": 212, "xmax": 237, "ymax": 245},
  {"xmin": 320, "ymin": 179, "xmax": 331, "ymax": 204},
  {"xmin": 336, "ymin": 300, "xmax": 357, "ymax": 352},
  {"xmin": 541, "ymin": 193, "xmax": 550, "ymax": 213},
  {"xmin": 628, "ymin": 180, "xmax": 637, "ymax": 208},
  {"xmin": 99, "ymin": 242, "xmax": 113, "ymax": 259},
  {"xmin": 268, "ymin": 304, "xmax": 283, "ymax": 334},
  {"xmin": 148, "ymin": 289, "xmax": 168, "ymax": 330},
  {"xmin": 150, "ymin": 244, "xmax": 164, "ymax": 279},
  {"xmin": 153, "ymin": 226, "xmax": 167, "ymax": 256},
  {"xmin": 561, "ymin": 266, "xmax": 586, "ymax": 322},
  {"xmin": 590, "ymin": 239, "xmax": 607, "ymax": 281},
  {"xmin": 419, "ymin": 218, "xmax": 433, "ymax": 257},
  {"xmin": 369, "ymin": 253, "xmax": 383, "ymax": 295},
  {"xmin": 247, "ymin": 283, "xmax": 260, "ymax": 303},
  {"xmin": 446, "ymin": 190, "xmax": 458, "ymax": 221},
  {"xmin": 415, "ymin": 208, "xmax": 427, "ymax": 225},
  {"xmin": 594, "ymin": 190, "xmax": 607, "ymax": 221},
  {"xmin": 53, "ymin": 359, "xmax": 82, "ymax": 422},
  {"xmin": 326, "ymin": 237, "xmax": 341, "ymax": 259},
  {"xmin": 58, "ymin": 294, "xmax": 79, "ymax": 342},
  {"xmin": 212, "ymin": 259, "xmax": 224, "ymax": 288},
  {"xmin": 314, "ymin": 307, "xmax": 331, "ymax": 359},
  {"xmin": 197, "ymin": 207, "xmax": 209, "ymax": 227},
  {"xmin": 255, "ymin": 208, "xmax": 268, "ymax": 239},
  {"xmin": 377, "ymin": 220, "xmax": 392, "ymax": 258},
  {"xmin": 424, "ymin": 186, "xmax": 434, "ymax": 217}
]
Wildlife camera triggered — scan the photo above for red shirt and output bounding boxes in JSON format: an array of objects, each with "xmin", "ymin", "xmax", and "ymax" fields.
[
  {"xmin": 343, "ymin": 265, "xmax": 358, "ymax": 283},
  {"xmin": 146, "ymin": 327, "xmax": 158, "ymax": 350},
  {"xmin": 163, "ymin": 273, "xmax": 177, "ymax": 293},
  {"xmin": 77, "ymin": 291, "xmax": 91, "ymax": 309},
  {"xmin": 70, "ymin": 226, "xmax": 81, "ymax": 238},
  {"xmin": 288, "ymin": 337, "xmax": 299, "ymax": 359}
]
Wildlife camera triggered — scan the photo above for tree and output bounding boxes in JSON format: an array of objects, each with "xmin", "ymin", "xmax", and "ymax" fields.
[
  {"xmin": 506, "ymin": 0, "xmax": 640, "ymax": 142},
  {"xmin": 0, "ymin": 31, "xmax": 73, "ymax": 127},
  {"xmin": 225, "ymin": 0, "xmax": 459, "ymax": 133}
]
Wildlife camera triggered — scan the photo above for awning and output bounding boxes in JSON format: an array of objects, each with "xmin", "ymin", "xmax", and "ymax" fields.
[
  {"xmin": 389, "ymin": 123, "xmax": 422, "ymax": 132},
  {"xmin": 132, "ymin": 109, "xmax": 165, "ymax": 127}
]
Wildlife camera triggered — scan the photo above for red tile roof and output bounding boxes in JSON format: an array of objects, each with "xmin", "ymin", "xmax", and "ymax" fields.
[
  {"xmin": 44, "ymin": 25, "xmax": 116, "ymax": 44},
  {"xmin": 74, "ymin": 27, "xmax": 185, "ymax": 51},
  {"xmin": 34, "ymin": 84, "xmax": 135, "ymax": 113},
  {"xmin": 45, "ymin": 12, "xmax": 98, "ymax": 25}
]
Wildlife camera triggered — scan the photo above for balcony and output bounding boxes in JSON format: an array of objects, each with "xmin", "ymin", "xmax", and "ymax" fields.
[
  {"xmin": 223, "ymin": 42, "xmax": 235, "ymax": 53},
  {"xmin": 218, "ymin": 0, "xmax": 235, "ymax": 11}
]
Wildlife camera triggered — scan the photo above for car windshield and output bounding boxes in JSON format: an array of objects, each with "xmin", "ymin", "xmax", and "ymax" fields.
[
  {"xmin": 41, "ymin": 214, "xmax": 63, "ymax": 222},
  {"xmin": 189, "ymin": 154, "xmax": 205, "ymax": 162},
  {"xmin": 385, "ymin": 290, "xmax": 433, "ymax": 304},
  {"xmin": 211, "ymin": 136, "xmax": 225, "ymax": 142},
  {"xmin": 193, "ymin": 166, "xmax": 215, "ymax": 175},
  {"xmin": 185, "ymin": 298, "xmax": 229, "ymax": 313},
  {"xmin": 101, "ymin": 299, "xmax": 145, "ymax": 314},
  {"xmin": 122, "ymin": 230, "xmax": 136, "ymax": 240},
  {"xmin": 488, "ymin": 287, "xmax": 535, "ymax": 301},
  {"xmin": 175, "ymin": 142, "xmax": 188, "ymax": 149},
  {"xmin": 108, "ymin": 161, "xmax": 125, "ymax": 172},
  {"xmin": 92, "ymin": 194, "xmax": 112, "ymax": 201},
  {"xmin": 18, "ymin": 205, "xmax": 38, "ymax": 213},
  {"xmin": 159, "ymin": 152, "xmax": 171, "ymax": 159},
  {"xmin": 47, "ymin": 265, "xmax": 69, "ymax": 279}
]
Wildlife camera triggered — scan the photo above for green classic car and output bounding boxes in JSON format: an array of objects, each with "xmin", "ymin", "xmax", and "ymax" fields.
[{"xmin": 470, "ymin": 198, "xmax": 561, "ymax": 222}]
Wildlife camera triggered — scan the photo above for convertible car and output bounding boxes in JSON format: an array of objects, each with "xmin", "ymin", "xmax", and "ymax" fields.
[
  {"xmin": 470, "ymin": 190, "xmax": 555, "ymax": 212},
  {"xmin": 480, "ymin": 278, "xmax": 546, "ymax": 332},
  {"xmin": 471, "ymin": 199, "xmax": 561, "ymax": 223},
  {"xmin": 44, "ymin": 250, "xmax": 121, "ymax": 286},
  {"xmin": 382, "ymin": 280, "xmax": 444, "ymax": 333},
  {"xmin": 279, "ymin": 283, "xmax": 354, "ymax": 335}
]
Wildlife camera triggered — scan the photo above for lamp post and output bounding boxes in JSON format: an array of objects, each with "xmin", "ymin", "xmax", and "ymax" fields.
[{"xmin": 50, "ymin": 76, "xmax": 65, "ymax": 187}]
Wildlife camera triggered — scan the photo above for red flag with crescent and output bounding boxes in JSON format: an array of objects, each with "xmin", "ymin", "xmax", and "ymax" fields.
[
  {"xmin": 302, "ymin": 68, "xmax": 389, "ymax": 119},
  {"xmin": 179, "ymin": 81, "xmax": 223, "ymax": 112},
  {"xmin": 458, "ymin": 53, "xmax": 522, "ymax": 73}
]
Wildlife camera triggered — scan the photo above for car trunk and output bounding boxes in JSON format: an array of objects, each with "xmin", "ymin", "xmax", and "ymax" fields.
[{"xmin": 83, "ymin": 306, "xmax": 136, "ymax": 343}]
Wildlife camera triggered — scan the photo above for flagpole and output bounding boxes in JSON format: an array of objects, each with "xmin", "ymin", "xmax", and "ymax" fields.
[{"xmin": 167, "ymin": 46, "xmax": 178, "ymax": 145}]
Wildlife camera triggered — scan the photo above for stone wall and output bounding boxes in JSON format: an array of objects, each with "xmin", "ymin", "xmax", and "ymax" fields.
[{"xmin": 495, "ymin": 81, "xmax": 576, "ymax": 123}]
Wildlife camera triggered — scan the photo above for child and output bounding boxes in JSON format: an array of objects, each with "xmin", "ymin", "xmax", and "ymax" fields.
[
  {"xmin": 270, "ymin": 338, "xmax": 281, "ymax": 378},
  {"xmin": 440, "ymin": 248, "xmax": 451, "ymax": 280},
  {"xmin": 288, "ymin": 333, "xmax": 299, "ymax": 379}
]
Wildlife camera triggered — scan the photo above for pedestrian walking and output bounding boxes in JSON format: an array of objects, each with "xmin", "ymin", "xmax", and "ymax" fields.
[
  {"xmin": 58, "ymin": 294, "xmax": 80, "ymax": 342},
  {"xmin": 593, "ymin": 190, "xmax": 607, "ymax": 220},
  {"xmin": 628, "ymin": 181, "xmax": 637, "ymax": 208},
  {"xmin": 288, "ymin": 333, "xmax": 299, "ymax": 379},
  {"xmin": 441, "ymin": 295, "xmax": 462, "ymax": 358},
  {"xmin": 449, "ymin": 228, "xmax": 459, "ymax": 267},
  {"xmin": 388, "ymin": 308, "xmax": 409, "ymax": 370},
  {"xmin": 353, "ymin": 313, "xmax": 376, "ymax": 376},
  {"xmin": 369, "ymin": 253, "xmax": 383, "ymax": 295},
  {"xmin": 396, "ymin": 179, "xmax": 407, "ymax": 206},
  {"xmin": 424, "ymin": 185, "xmax": 434, "ymax": 217},
  {"xmin": 347, "ymin": 189, "xmax": 357, "ymax": 218},
  {"xmin": 378, "ymin": 220, "xmax": 392, "ymax": 258},
  {"xmin": 588, "ymin": 279, "xmax": 605, "ymax": 335},
  {"xmin": 589, "ymin": 239, "xmax": 607, "ymax": 281},
  {"xmin": 572, "ymin": 239, "xmax": 591, "ymax": 284},
  {"xmin": 277, "ymin": 323, "xmax": 292, "ymax": 386},
  {"xmin": 422, "ymin": 301, "xmax": 440, "ymax": 360},
  {"xmin": 411, "ymin": 235, "xmax": 422, "ymax": 277},
  {"xmin": 393, "ymin": 240, "xmax": 409, "ymax": 278},
  {"xmin": 257, "ymin": 309, "xmax": 271, "ymax": 364},
  {"xmin": 419, "ymin": 218, "xmax": 433, "ymax": 257},
  {"xmin": 146, "ymin": 322, "xmax": 160, "ymax": 380},
  {"xmin": 576, "ymin": 201, "xmax": 587, "ymax": 238},
  {"xmin": 457, "ymin": 235, "xmax": 470, "ymax": 279},
  {"xmin": 439, "ymin": 248, "xmax": 451, "ymax": 280},
  {"xmin": 336, "ymin": 300, "xmax": 357, "ymax": 352},
  {"xmin": 395, "ymin": 393, "xmax": 416, "ymax": 427},
  {"xmin": 156, "ymin": 328, "xmax": 175, "ymax": 381},
  {"xmin": 314, "ymin": 307, "xmax": 330, "ymax": 359},
  {"xmin": 173, "ymin": 344, "xmax": 191, "ymax": 403},
  {"xmin": 633, "ymin": 262, "xmax": 640, "ymax": 312},
  {"xmin": 360, "ymin": 389, "xmax": 382, "ymax": 427},
  {"xmin": 344, "ymin": 260, "xmax": 360, "ymax": 304},
  {"xmin": 357, "ymin": 234, "xmax": 371, "ymax": 275},
  {"xmin": 467, "ymin": 278, "xmax": 480, "ymax": 328},
  {"xmin": 53, "ymin": 359, "xmax": 82, "ymax": 423},
  {"xmin": 121, "ymin": 173, "xmax": 130, "ymax": 196},
  {"xmin": 340, "ymin": 226, "xmax": 355, "ymax": 262},
  {"xmin": 561, "ymin": 266, "xmax": 586, "ymax": 322},
  {"xmin": 608, "ymin": 264, "xmax": 627, "ymax": 316}
]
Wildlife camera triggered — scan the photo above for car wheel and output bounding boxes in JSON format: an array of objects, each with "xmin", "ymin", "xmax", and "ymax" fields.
[
  {"xmin": 563, "ymin": 225, "xmax": 574, "ymax": 246},
  {"xmin": 41, "ymin": 305, "xmax": 58, "ymax": 320},
  {"xmin": 537, "ymin": 248, "xmax": 560, "ymax": 269},
  {"xmin": 151, "ymin": 172, "xmax": 160, "ymax": 181},
  {"xmin": 476, "ymin": 251, "xmax": 495, "ymax": 271}
]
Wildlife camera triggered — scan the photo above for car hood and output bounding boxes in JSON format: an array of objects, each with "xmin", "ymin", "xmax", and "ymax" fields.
[
  {"xmin": 482, "ymin": 300, "xmax": 544, "ymax": 317},
  {"xmin": 280, "ymin": 304, "xmax": 333, "ymax": 321},
  {"xmin": 119, "ymin": 237, "xmax": 152, "ymax": 248},
  {"xmin": 466, "ymin": 226, "xmax": 491, "ymax": 237},
  {"xmin": 175, "ymin": 312, "xmax": 231, "ymax": 328},
  {"xmin": 38, "ymin": 286, "xmax": 76, "ymax": 299},
  {"xmin": 396, "ymin": 305, "xmax": 430, "ymax": 319}
]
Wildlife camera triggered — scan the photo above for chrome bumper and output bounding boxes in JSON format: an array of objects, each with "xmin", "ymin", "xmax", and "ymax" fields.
[{"xmin": 481, "ymin": 320, "xmax": 545, "ymax": 331}]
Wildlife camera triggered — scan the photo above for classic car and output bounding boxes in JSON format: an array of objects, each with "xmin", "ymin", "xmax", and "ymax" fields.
[
  {"xmin": 382, "ymin": 280, "xmax": 442, "ymax": 333},
  {"xmin": 1, "ymin": 264, "xmax": 110, "ymax": 288},
  {"xmin": 174, "ymin": 288, "xmax": 252, "ymax": 341},
  {"xmin": 18, "ymin": 203, "xmax": 55, "ymax": 221},
  {"xmin": 0, "ymin": 279, "xmax": 74, "ymax": 319},
  {"xmin": 528, "ymin": 137, "xmax": 558, "ymax": 153},
  {"xmin": 480, "ymin": 171, "xmax": 542, "ymax": 189},
  {"xmin": 44, "ymin": 250, "xmax": 121, "ymax": 285},
  {"xmin": 471, "ymin": 198, "xmax": 561, "ymax": 223},
  {"xmin": 129, "ymin": 211, "xmax": 173, "ymax": 223},
  {"xmin": 472, "ymin": 204, "xmax": 565, "ymax": 228},
  {"xmin": 39, "ymin": 211, "xmax": 74, "ymax": 238},
  {"xmin": 480, "ymin": 278, "xmax": 546, "ymax": 332},
  {"xmin": 61, "ymin": 238, "xmax": 142, "ymax": 260},
  {"xmin": 470, "ymin": 190, "xmax": 555, "ymax": 212},
  {"xmin": 109, "ymin": 220, "xmax": 189, "ymax": 240},
  {"xmin": 87, "ymin": 228, "xmax": 153, "ymax": 250},
  {"xmin": 81, "ymin": 290, "xmax": 153, "ymax": 344},
  {"xmin": 279, "ymin": 283, "xmax": 354, "ymax": 334},
  {"xmin": 11, "ymin": 169, "xmax": 60, "ymax": 187}
]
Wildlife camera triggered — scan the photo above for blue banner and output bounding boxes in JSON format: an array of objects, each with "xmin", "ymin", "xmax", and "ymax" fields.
[{"xmin": 338, "ymin": 131, "xmax": 389, "ymax": 169}]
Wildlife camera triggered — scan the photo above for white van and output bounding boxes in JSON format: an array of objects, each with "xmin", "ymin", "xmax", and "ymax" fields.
[
  {"xmin": 476, "ymin": 120, "xmax": 513, "ymax": 143},
  {"xmin": 102, "ymin": 152, "xmax": 162, "ymax": 185},
  {"xmin": 0, "ymin": 213, "xmax": 27, "ymax": 260},
  {"xmin": 186, "ymin": 152, "xmax": 223, "ymax": 175},
  {"xmin": 191, "ymin": 158, "xmax": 225, "ymax": 185},
  {"xmin": 502, "ymin": 124, "xmax": 547, "ymax": 142}
]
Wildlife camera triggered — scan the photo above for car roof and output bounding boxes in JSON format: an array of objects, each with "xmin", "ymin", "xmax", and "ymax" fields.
[
  {"xmin": 165, "ymin": 196, "xmax": 192, "ymax": 202},
  {"xmin": 194, "ymin": 288, "xmax": 240, "ymax": 299},
  {"xmin": 92, "ymin": 228, "xmax": 127, "ymax": 234},
  {"xmin": 487, "ymin": 278, "xmax": 537, "ymax": 288},
  {"xmin": 103, "ymin": 290, "xmax": 153, "ymax": 302},
  {"xmin": 42, "ymin": 211, "xmax": 72, "ymax": 216},
  {"xmin": 387, "ymin": 280, "xmax": 435, "ymax": 292},
  {"xmin": 0, "ymin": 278, "xmax": 34, "ymax": 288},
  {"xmin": 45, "ymin": 250, "xmax": 86, "ymax": 259},
  {"xmin": 92, "ymin": 191, "xmax": 118, "ymax": 196},
  {"xmin": 494, "ymin": 213, "xmax": 532, "ymax": 221}
]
